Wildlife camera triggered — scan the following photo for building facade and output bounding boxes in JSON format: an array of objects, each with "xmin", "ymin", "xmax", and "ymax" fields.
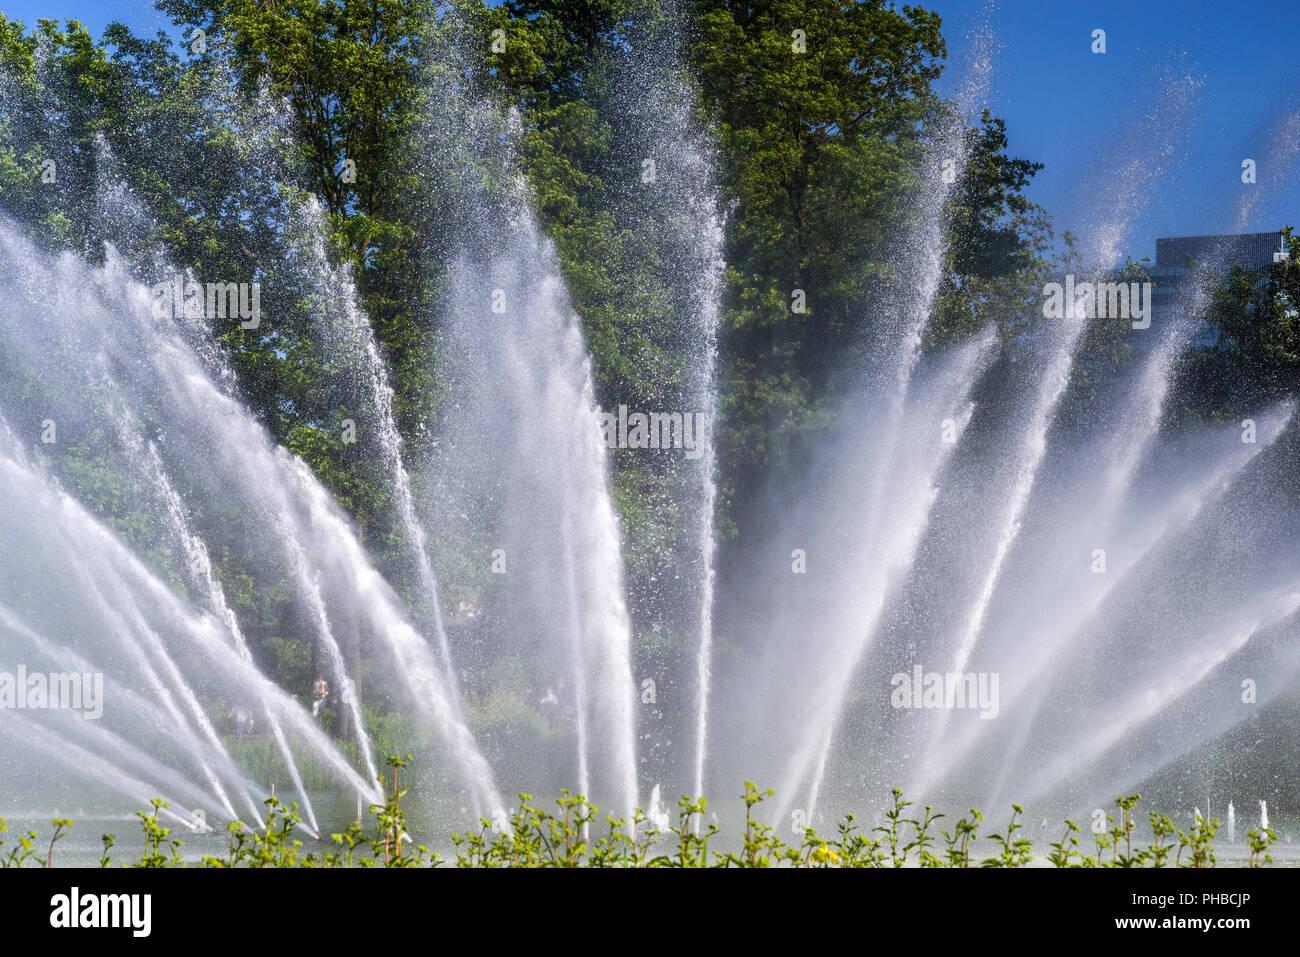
[{"xmin": 1143, "ymin": 231, "xmax": 1287, "ymax": 350}]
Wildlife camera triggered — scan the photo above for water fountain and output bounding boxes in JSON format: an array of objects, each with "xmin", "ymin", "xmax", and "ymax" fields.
[
  {"xmin": 0, "ymin": 4, "xmax": 1296, "ymax": 854},
  {"xmin": 600, "ymin": 1, "xmax": 727, "ymax": 812}
]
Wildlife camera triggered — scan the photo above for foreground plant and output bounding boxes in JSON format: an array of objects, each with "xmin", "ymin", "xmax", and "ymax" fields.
[{"xmin": 3, "ymin": 767, "xmax": 1278, "ymax": 868}]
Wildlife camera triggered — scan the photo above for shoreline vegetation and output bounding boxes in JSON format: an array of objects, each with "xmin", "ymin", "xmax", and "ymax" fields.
[{"xmin": 0, "ymin": 757, "xmax": 1279, "ymax": 869}]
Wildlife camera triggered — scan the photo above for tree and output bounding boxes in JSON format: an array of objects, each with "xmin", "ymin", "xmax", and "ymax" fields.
[
  {"xmin": 1177, "ymin": 226, "xmax": 1300, "ymax": 421},
  {"xmin": 692, "ymin": 0, "xmax": 1046, "ymax": 526}
]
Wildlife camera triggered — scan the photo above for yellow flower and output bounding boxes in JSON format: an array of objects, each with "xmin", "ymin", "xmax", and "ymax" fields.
[{"xmin": 811, "ymin": 845, "xmax": 838, "ymax": 865}]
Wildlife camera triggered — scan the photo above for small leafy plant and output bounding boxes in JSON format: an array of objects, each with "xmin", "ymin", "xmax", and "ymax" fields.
[{"xmin": 7, "ymin": 762, "xmax": 1281, "ymax": 869}]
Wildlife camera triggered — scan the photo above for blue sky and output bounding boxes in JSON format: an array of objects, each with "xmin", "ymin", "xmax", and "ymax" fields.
[
  {"xmin": 4, "ymin": 0, "xmax": 1298, "ymax": 264},
  {"xmin": 1, "ymin": 0, "xmax": 177, "ymax": 42},
  {"xmin": 930, "ymin": 0, "xmax": 1300, "ymax": 262}
]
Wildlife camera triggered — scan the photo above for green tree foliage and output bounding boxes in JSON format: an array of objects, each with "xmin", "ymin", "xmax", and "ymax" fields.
[
  {"xmin": 1176, "ymin": 225, "xmax": 1300, "ymax": 421},
  {"xmin": 0, "ymin": 0, "xmax": 1101, "ymax": 720},
  {"xmin": 0, "ymin": 1, "xmax": 1289, "ymax": 741},
  {"xmin": 694, "ymin": 0, "xmax": 945, "ymax": 474},
  {"xmin": 0, "ymin": 1, "xmax": 1053, "ymax": 529}
]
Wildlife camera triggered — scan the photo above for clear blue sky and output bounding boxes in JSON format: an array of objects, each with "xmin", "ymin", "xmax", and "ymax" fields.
[
  {"xmin": 930, "ymin": 0, "xmax": 1300, "ymax": 262},
  {"xmin": 4, "ymin": 0, "xmax": 1298, "ymax": 264}
]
